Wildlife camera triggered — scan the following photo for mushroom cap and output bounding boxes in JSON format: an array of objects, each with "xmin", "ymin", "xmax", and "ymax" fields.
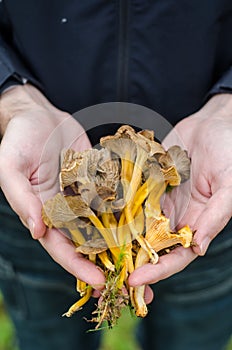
[
  {"xmin": 100, "ymin": 125, "xmax": 165, "ymax": 161},
  {"xmin": 42, "ymin": 193, "xmax": 78, "ymax": 229},
  {"xmin": 76, "ymin": 238, "xmax": 108, "ymax": 254},
  {"xmin": 158, "ymin": 145, "xmax": 190, "ymax": 184},
  {"xmin": 100, "ymin": 126, "xmax": 137, "ymax": 163},
  {"xmin": 60, "ymin": 147, "xmax": 121, "ymax": 213},
  {"xmin": 42, "ymin": 193, "xmax": 94, "ymax": 230},
  {"xmin": 167, "ymin": 145, "xmax": 190, "ymax": 183},
  {"xmin": 59, "ymin": 149, "xmax": 83, "ymax": 191},
  {"xmin": 145, "ymin": 215, "xmax": 193, "ymax": 252},
  {"xmin": 95, "ymin": 150, "xmax": 120, "ymax": 192},
  {"xmin": 138, "ymin": 129, "xmax": 155, "ymax": 141}
]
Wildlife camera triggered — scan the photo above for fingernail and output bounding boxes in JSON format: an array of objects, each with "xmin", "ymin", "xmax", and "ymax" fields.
[
  {"xmin": 27, "ymin": 218, "xmax": 35, "ymax": 238},
  {"xmin": 199, "ymin": 237, "xmax": 210, "ymax": 255}
]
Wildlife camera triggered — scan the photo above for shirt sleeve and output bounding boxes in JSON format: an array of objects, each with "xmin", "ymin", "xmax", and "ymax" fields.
[
  {"xmin": 207, "ymin": 66, "xmax": 232, "ymax": 97},
  {"xmin": 0, "ymin": 34, "xmax": 42, "ymax": 93}
]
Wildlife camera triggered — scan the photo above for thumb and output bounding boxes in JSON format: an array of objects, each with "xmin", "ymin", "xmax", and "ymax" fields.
[
  {"xmin": 0, "ymin": 169, "xmax": 46, "ymax": 239},
  {"xmin": 192, "ymin": 187, "xmax": 232, "ymax": 255}
]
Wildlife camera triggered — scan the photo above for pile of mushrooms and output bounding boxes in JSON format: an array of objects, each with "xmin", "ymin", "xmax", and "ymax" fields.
[{"xmin": 42, "ymin": 125, "xmax": 193, "ymax": 329}]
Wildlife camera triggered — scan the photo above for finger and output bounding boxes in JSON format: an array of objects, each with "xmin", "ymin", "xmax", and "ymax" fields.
[
  {"xmin": 0, "ymin": 169, "xmax": 46, "ymax": 239},
  {"xmin": 92, "ymin": 290, "xmax": 101, "ymax": 298},
  {"xmin": 144, "ymin": 285, "xmax": 154, "ymax": 304},
  {"xmin": 162, "ymin": 179, "xmax": 193, "ymax": 229},
  {"xmin": 192, "ymin": 187, "xmax": 232, "ymax": 255},
  {"xmin": 39, "ymin": 228, "xmax": 105, "ymax": 289},
  {"xmin": 59, "ymin": 115, "xmax": 92, "ymax": 151},
  {"xmin": 128, "ymin": 246, "xmax": 197, "ymax": 287}
]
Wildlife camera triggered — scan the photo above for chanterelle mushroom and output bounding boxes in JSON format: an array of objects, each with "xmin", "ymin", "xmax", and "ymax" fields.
[{"xmin": 42, "ymin": 125, "xmax": 192, "ymax": 329}]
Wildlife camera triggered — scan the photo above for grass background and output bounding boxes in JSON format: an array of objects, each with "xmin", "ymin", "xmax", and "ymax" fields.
[{"xmin": 0, "ymin": 292, "xmax": 231, "ymax": 350}]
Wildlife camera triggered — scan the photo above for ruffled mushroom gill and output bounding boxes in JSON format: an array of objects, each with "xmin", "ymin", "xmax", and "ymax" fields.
[{"xmin": 42, "ymin": 125, "xmax": 192, "ymax": 329}]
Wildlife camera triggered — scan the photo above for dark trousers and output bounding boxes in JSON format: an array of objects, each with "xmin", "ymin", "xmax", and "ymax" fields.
[{"xmin": 0, "ymin": 192, "xmax": 232, "ymax": 350}]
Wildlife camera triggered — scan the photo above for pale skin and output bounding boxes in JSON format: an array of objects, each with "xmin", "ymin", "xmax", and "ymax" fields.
[
  {"xmin": 0, "ymin": 84, "xmax": 105, "ymax": 288},
  {"xmin": 0, "ymin": 84, "xmax": 232, "ymax": 302},
  {"xmin": 129, "ymin": 93, "xmax": 232, "ymax": 288}
]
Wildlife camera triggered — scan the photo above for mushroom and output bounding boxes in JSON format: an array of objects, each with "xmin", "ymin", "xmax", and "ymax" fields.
[
  {"xmin": 42, "ymin": 124, "xmax": 192, "ymax": 328},
  {"xmin": 145, "ymin": 215, "xmax": 192, "ymax": 252},
  {"xmin": 76, "ymin": 238, "xmax": 115, "ymax": 272},
  {"xmin": 100, "ymin": 125, "xmax": 137, "ymax": 198},
  {"xmin": 101, "ymin": 125, "xmax": 165, "ymax": 204},
  {"xmin": 42, "ymin": 193, "xmax": 117, "ymax": 249},
  {"xmin": 42, "ymin": 192, "xmax": 87, "ymax": 244},
  {"xmin": 133, "ymin": 215, "xmax": 193, "ymax": 316},
  {"xmin": 59, "ymin": 149, "xmax": 82, "ymax": 192},
  {"xmin": 101, "ymin": 126, "xmax": 166, "ymax": 262},
  {"xmin": 75, "ymin": 237, "xmax": 108, "ymax": 255},
  {"xmin": 63, "ymin": 286, "xmax": 93, "ymax": 318},
  {"xmin": 157, "ymin": 145, "xmax": 190, "ymax": 185}
]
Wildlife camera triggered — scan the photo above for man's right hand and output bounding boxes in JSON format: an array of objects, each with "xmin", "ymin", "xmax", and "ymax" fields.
[{"xmin": 0, "ymin": 84, "xmax": 105, "ymax": 288}]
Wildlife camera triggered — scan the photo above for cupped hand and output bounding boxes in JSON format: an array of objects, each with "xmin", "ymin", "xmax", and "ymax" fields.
[
  {"xmin": 0, "ymin": 84, "xmax": 105, "ymax": 288},
  {"xmin": 129, "ymin": 93, "xmax": 232, "ymax": 288}
]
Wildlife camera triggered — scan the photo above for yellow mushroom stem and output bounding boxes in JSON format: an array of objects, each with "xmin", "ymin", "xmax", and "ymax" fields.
[
  {"xmin": 118, "ymin": 212, "xmax": 132, "ymax": 246},
  {"xmin": 132, "ymin": 177, "xmax": 157, "ymax": 216},
  {"xmin": 101, "ymin": 211, "xmax": 118, "ymax": 229},
  {"xmin": 70, "ymin": 228, "xmax": 87, "ymax": 297},
  {"xmin": 76, "ymin": 253, "xmax": 96, "ymax": 298},
  {"xmin": 69, "ymin": 228, "xmax": 86, "ymax": 246},
  {"xmin": 117, "ymin": 222, "xmax": 134, "ymax": 274},
  {"xmin": 117, "ymin": 212, "xmax": 134, "ymax": 274},
  {"xmin": 136, "ymin": 235, "xmax": 159, "ymax": 264},
  {"xmin": 121, "ymin": 153, "xmax": 134, "ymax": 186},
  {"xmin": 88, "ymin": 214, "xmax": 117, "ymax": 249},
  {"xmin": 134, "ymin": 285, "xmax": 147, "ymax": 317},
  {"xmin": 144, "ymin": 182, "xmax": 166, "ymax": 229},
  {"xmin": 123, "ymin": 199, "xmax": 159, "ymax": 264},
  {"xmin": 76, "ymin": 279, "xmax": 87, "ymax": 297},
  {"xmin": 125, "ymin": 163, "xmax": 143, "ymax": 206},
  {"xmin": 101, "ymin": 210, "xmax": 118, "ymax": 244},
  {"xmin": 116, "ymin": 264, "xmax": 127, "ymax": 289},
  {"xmin": 133, "ymin": 205, "xmax": 144, "ymax": 235},
  {"xmin": 133, "ymin": 243, "xmax": 152, "ymax": 317},
  {"xmin": 122, "ymin": 153, "xmax": 161, "ymax": 264},
  {"xmin": 85, "ymin": 217, "xmax": 120, "ymax": 275},
  {"xmin": 120, "ymin": 151, "xmax": 134, "ymax": 202},
  {"xmin": 89, "ymin": 253, "xmax": 96, "ymax": 264},
  {"xmin": 62, "ymin": 286, "xmax": 93, "ymax": 317},
  {"xmin": 98, "ymin": 251, "xmax": 115, "ymax": 271}
]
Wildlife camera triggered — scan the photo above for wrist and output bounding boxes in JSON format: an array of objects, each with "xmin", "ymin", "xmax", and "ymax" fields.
[
  {"xmin": 202, "ymin": 93, "xmax": 232, "ymax": 119},
  {"xmin": 0, "ymin": 84, "xmax": 54, "ymax": 136}
]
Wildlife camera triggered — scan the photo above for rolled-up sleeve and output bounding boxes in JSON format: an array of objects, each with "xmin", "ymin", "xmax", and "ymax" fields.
[
  {"xmin": 0, "ymin": 35, "xmax": 42, "ymax": 93},
  {"xmin": 208, "ymin": 66, "xmax": 232, "ymax": 97},
  {"xmin": 0, "ymin": 0, "xmax": 42, "ymax": 93}
]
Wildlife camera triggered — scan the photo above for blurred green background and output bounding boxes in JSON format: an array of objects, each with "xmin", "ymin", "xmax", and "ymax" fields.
[{"xmin": 0, "ymin": 292, "xmax": 231, "ymax": 350}]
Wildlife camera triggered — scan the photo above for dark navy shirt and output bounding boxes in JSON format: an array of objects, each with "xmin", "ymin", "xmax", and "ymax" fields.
[{"xmin": 0, "ymin": 0, "xmax": 232, "ymax": 125}]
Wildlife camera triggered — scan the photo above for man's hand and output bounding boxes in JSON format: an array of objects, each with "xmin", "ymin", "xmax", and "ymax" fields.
[
  {"xmin": 129, "ymin": 93, "xmax": 232, "ymax": 287},
  {"xmin": 0, "ymin": 84, "xmax": 105, "ymax": 288}
]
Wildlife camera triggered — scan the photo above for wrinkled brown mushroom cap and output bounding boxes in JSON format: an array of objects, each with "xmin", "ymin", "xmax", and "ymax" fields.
[
  {"xmin": 158, "ymin": 145, "xmax": 190, "ymax": 184},
  {"xmin": 76, "ymin": 238, "xmax": 108, "ymax": 254},
  {"xmin": 42, "ymin": 193, "xmax": 93, "ymax": 230},
  {"xmin": 59, "ymin": 149, "xmax": 83, "ymax": 191},
  {"xmin": 101, "ymin": 125, "xmax": 165, "ymax": 158},
  {"xmin": 167, "ymin": 145, "xmax": 190, "ymax": 183}
]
